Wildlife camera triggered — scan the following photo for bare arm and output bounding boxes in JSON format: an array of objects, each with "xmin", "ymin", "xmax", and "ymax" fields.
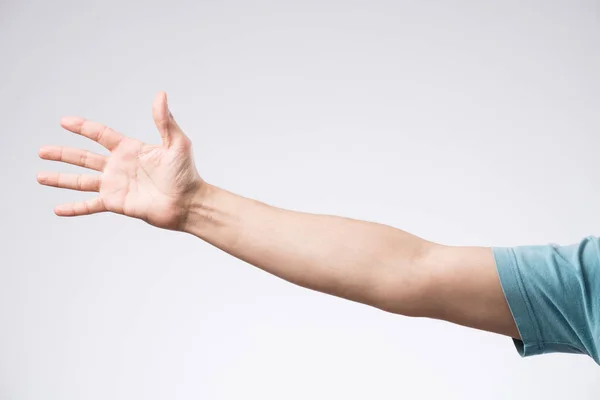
[
  {"xmin": 182, "ymin": 183, "xmax": 519, "ymax": 339},
  {"xmin": 37, "ymin": 92, "xmax": 519, "ymax": 341}
]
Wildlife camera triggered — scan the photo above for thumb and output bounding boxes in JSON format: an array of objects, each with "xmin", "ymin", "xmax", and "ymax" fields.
[{"xmin": 152, "ymin": 91, "xmax": 187, "ymax": 147}]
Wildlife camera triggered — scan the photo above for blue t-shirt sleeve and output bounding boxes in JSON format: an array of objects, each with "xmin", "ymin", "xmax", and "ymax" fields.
[{"xmin": 492, "ymin": 236, "xmax": 600, "ymax": 364}]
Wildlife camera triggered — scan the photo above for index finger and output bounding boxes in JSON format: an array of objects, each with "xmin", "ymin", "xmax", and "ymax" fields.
[{"xmin": 60, "ymin": 116, "xmax": 124, "ymax": 151}]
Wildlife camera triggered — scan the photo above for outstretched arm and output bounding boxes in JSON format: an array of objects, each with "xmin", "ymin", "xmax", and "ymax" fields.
[
  {"xmin": 183, "ymin": 184, "xmax": 519, "ymax": 338},
  {"xmin": 38, "ymin": 92, "xmax": 519, "ymax": 340}
]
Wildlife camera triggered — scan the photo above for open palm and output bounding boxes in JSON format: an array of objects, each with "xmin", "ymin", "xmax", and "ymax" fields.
[{"xmin": 37, "ymin": 92, "xmax": 203, "ymax": 230}]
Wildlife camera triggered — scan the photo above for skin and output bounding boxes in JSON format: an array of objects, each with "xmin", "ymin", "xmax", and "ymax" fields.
[{"xmin": 37, "ymin": 91, "xmax": 520, "ymax": 342}]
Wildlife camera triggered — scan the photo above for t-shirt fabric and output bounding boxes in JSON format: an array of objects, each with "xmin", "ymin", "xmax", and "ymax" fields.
[{"xmin": 492, "ymin": 236, "xmax": 600, "ymax": 364}]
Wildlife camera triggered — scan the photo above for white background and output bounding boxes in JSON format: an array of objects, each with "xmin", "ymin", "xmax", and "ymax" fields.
[{"xmin": 1, "ymin": 0, "xmax": 599, "ymax": 398}]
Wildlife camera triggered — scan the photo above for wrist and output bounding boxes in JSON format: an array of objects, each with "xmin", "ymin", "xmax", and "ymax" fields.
[
  {"xmin": 178, "ymin": 180, "xmax": 260, "ymax": 251},
  {"xmin": 178, "ymin": 180, "xmax": 218, "ymax": 234}
]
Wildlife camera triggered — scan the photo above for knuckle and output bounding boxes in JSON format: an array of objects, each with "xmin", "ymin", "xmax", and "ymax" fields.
[
  {"xmin": 96, "ymin": 126, "xmax": 106, "ymax": 143},
  {"xmin": 80, "ymin": 151, "xmax": 88, "ymax": 168}
]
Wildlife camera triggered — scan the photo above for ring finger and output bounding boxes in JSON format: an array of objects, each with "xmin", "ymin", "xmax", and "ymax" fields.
[{"xmin": 37, "ymin": 172, "xmax": 101, "ymax": 192}]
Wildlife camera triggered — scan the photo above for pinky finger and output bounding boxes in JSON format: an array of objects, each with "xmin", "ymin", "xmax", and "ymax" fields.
[{"xmin": 54, "ymin": 197, "xmax": 106, "ymax": 217}]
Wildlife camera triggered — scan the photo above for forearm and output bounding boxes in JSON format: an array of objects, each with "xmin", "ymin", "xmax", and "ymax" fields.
[{"xmin": 182, "ymin": 182, "xmax": 432, "ymax": 312}]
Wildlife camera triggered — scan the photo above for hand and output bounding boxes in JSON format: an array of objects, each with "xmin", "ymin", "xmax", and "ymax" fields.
[{"xmin": 37, "ymin": 91, "xmax": 204, "ymax": 231}]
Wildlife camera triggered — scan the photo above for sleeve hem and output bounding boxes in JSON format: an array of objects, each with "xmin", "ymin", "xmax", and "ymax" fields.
[{"xmin": 492, "ymin": 246, "xmax": 545, "ymax": 357}]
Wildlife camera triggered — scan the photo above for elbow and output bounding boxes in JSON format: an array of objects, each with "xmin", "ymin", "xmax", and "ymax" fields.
[{"xmin": 369, "ymin": 240, "xmax": 440, "ymax": 318}]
